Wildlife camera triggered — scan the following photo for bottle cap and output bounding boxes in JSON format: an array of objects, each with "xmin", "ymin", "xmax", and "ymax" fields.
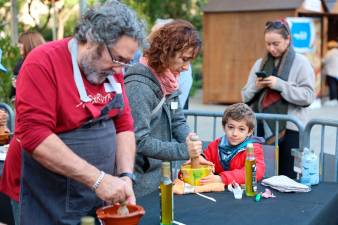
[
  {"xmin": 81, "ymin": 216, "xmax": 95, "ymax": 225},
  {"xmin": 246, "ymin": 143, "xmax": 254, "ymax": 152},
  {"xmin": 247, "ymin": 143, "xmax": 253, "ymax": 148},
  {"xmin": 162, "ymin": 161, "xmax": 171, "ymax": 177}
]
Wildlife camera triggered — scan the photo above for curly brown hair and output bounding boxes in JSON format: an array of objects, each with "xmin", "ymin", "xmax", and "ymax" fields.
[
  {"xmin": 222, "ymin": 103, "xmax": 256, "ymax": 131},
  {"xmin": 144, "ymin": 19, "xmax": 201, "ymax": 74}
]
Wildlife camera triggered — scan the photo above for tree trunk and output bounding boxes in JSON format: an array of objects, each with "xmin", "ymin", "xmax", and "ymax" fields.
[
  {"xmin": 10, "ymin": 0, "xmax": 18, "ymax": 44},
  {"xmin": 57, "ymin": 4, "xmax": 79, "ymax": 40},
  {"xmin": 79, "ymin": 0, "xmax": 87, "ymax": 16}
]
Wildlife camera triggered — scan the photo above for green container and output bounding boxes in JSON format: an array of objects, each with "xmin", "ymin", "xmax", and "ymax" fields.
[{"xmin": 181, "ymin": 165, "xmax": 212, "ymax": 186}]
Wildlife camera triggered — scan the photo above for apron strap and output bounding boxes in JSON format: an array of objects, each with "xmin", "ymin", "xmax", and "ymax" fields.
[
  {"xmin": 68, "ymin": 38, "xmax": 91, "ymax": 103},
  {"xmin": 68, "ymin": 38, "xmax": 124, "ymax": 121}
]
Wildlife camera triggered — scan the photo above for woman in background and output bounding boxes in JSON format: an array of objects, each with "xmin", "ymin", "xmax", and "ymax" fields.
[
  {"xmin": 11, "ymin": 31, "xmax": 45, "ymax": 101},
  {"xmin": 242, "ymin": 19, "xmax": 315, "ymax": 179},
  {"xmin": 322, "ymin": 40, "xmax": 338, "ymax": 106}
]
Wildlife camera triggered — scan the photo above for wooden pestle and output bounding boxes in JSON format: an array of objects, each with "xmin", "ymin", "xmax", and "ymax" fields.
[{"xmin": 190, "ymin": 135, "xmax": 201, "ymax": 169}]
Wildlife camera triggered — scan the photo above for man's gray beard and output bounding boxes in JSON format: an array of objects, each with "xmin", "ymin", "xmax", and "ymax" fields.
[{"xmin": 81, "ymin": 63, "xmax": 107, "ymax": 85}]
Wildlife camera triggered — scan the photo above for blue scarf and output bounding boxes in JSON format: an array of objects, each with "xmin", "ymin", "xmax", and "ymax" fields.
[{"xmin": 218, "ymin": 135, "xmax": 264, "ymax": 171}]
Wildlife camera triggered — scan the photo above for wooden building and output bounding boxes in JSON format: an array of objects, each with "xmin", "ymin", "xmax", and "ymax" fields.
[{"xmin": 202, "ymin": 0, "xmax": 338, "ymax": 104}]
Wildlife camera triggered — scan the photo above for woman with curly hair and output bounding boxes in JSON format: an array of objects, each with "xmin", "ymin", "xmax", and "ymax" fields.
[{"xmin": 125, "ymin": 19, "xmax": 202, "ymax": 197}]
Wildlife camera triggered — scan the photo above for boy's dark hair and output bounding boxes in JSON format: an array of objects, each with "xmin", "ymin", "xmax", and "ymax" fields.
[{"xmin": 222, "ymin": 103, "xmax": 256, "ymax": 130}]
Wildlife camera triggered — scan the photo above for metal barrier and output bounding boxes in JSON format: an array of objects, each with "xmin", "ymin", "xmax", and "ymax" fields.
[
  {"xmin": 184, "ymin": 110, "xmax": 305, "ymax": 147},
  {"xmin": 182, "ymin": 110, "xmax": 305, "ymax": 178},
  {"xmin": 303, "ymin": 118, "xmax": 338, "ymax": 182},
  {"xmin": 0, "ymin": 103, "xmax": 15, "ymax": 133}
]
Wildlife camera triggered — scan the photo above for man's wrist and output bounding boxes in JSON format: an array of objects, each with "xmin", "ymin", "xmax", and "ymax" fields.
[
  {"xmin": 91, "ymin": 171, "xmax": 105, "ymax": 191},
  {"xmin": 118, "ymin": 172, "xmax": 136, "ymax": 183}
]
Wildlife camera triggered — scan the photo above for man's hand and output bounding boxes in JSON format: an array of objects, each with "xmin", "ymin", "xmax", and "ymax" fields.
[
  {"xmin": 186, "ymin": 133, "xmax": 202, "ymax": 159},
  {"xmin": 120, "ymin": 176, "xmax": 136, "ymax": 205},
  {"xmin": 95, "ymin": 174, "xmax": 134, "ymax": 205}
]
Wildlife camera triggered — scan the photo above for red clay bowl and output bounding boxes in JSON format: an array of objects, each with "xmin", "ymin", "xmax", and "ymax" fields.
[{"xmin": 96, "ymin": 204, "xmax": 145, "ymax": 225}]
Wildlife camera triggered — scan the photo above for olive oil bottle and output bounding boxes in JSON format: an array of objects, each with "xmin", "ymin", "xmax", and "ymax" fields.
[
  {"xmin": 245, "ymin": 143, "xmax": 257, "ymax": 197},
  {"xmin": 160, "ymin": 161, "xmax": 173, "ymax": 225},
  {"xmin": 80, "ymin": 216, "xmax": 95, "ymax": 225}
]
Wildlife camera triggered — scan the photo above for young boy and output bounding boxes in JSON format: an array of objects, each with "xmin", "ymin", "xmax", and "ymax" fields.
[{"xmin": 187, "ymin": 103, "xmax": 265, "ymax": 186}]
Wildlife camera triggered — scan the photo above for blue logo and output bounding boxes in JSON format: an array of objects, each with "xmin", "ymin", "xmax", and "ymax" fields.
[{"xmin": 287, "ymin": 18, "xmax": 315, "ymax": 53}]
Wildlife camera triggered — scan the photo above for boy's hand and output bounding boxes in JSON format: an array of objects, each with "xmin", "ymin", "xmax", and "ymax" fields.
[
  {"xmin": 200, "ymin": 174, "xmax": 222, "ymax": 185},
  {"xmin": 186, "ymin": 133, "xmax": 202, "ymax": 159}
]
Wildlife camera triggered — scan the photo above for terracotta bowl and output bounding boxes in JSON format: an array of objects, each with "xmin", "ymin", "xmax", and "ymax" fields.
[
  {"xmin": 96, "ymin": 204, "xmax": 145, "ymax": 225},
  {"xmin": 181, "ymin": 164, "xmax": 213, "ymax": 186}
]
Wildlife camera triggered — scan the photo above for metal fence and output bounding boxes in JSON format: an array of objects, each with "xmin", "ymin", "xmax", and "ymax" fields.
[
  {"xmin": 184, "ymin": 110, "xmax": 305, "ymax": 148},
  {"xmin": 184, "ymin": 110, "xmax": 338, "ymax": 182},
  {"xmin": 183, "ymin": 110, "xmax": 305, "ymax": 178},
  {"xmin": 303, "ymin": 118, "xmax": 338, "ymax": 182}
]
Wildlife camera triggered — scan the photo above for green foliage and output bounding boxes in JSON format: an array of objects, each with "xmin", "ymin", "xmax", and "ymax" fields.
[
  {"xmin": 121, "ymin": 0, "xmax": 207, "ymax": 97},
  {"xmin": 122, "ymin": 0, "xmax": 208, "ymax": 31},
  {"xmin": 191, "ymin": 54, "xmax": 203, "ymax": 96},
  {"xmin": 64, "ymin": 13, "xmax": 80, "ymax": 38},
  {"xmin": 0, "ymin": 36, "xmax": 20, "ymax": 104}
]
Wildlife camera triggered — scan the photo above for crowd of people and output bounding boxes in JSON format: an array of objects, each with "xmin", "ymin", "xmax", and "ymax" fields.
[{"xmin": 0, "ymin": 0, "xmax": 335, "ymax": 224}]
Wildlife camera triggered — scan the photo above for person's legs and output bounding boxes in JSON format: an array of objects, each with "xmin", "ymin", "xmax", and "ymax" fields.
[
  {"xmin": 10, "ymin": 199, "xmax": 20, "ymax": 225},
  {"xmin": 183, "ymin": 97, "xmax": 189, "ymax": 110},
  {"xmin": 335, "ymin": 78, "xmax": 338, "ymax": 100},
  {"xmin": 278, "ymin": 129, "xmax": 299, "ymax": 179},
  {"xmin": 326, "ymin": 76, "xmax": 337, "ymax": 100}
]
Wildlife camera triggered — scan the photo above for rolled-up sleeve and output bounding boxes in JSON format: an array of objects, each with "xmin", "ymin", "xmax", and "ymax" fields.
[{"xmin": 15, "ymin": 63, "xmax": 57, "ymax": 153}]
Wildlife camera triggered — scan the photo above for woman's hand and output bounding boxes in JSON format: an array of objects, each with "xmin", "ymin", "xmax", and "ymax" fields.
[
  {"xmin": 200, "ymin": 174, "xmax": 222, "ymax": 185},
  {"xmin": 186, "ymin": 133, "xmax": 202, "ymax": 159},
  {"xmin": 256, "ymin": 76, "xmax": 277, "ymax": 89}
]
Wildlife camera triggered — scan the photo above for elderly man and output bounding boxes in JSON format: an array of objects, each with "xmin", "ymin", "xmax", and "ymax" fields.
[{"xmin": 12, "ymin": 1, "xmax": 145, "ymax": 224}]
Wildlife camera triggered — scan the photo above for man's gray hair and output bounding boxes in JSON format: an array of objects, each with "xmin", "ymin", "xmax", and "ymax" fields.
[{"xmin": 74, "ymin": 0, "xmax": 146, "ymax": 47}]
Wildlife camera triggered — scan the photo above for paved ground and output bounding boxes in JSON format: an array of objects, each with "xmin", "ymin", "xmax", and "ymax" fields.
[{"xmin": 187, "ymin": 90, "xmax": 338, "ymax": 156}]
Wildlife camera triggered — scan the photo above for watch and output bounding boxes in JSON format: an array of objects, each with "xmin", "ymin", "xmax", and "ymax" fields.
[{"xmin": 118, "ymin": 172, "xmax": 136, "ymax": 183}]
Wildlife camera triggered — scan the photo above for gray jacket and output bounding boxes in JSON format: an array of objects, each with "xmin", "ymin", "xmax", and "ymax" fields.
[
  {"xmin": 125, "ymin": 63, "xmax": 190, "ymax": 197},
  {"xmin": 242, "ymin": 53, "xmax": 315, "ymax": 130}
]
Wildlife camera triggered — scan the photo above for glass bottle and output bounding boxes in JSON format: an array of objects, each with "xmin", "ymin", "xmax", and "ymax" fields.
[
  {"xmin": 245, "ymin": 143, "xmax": 257, "ymax": 197},
  {"xmin": 160, "ymin": 161, "xmax": 173, "ymax": 225},
  {"xmin": 80, "ymin": 216, "xmax": 95, "ymax": 225}
]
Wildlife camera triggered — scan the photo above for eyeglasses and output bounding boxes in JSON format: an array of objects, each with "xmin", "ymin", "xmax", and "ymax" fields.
[
  {"xmin": 265, "ymin": 20, "xmax": 290, "ymax": 35},
  {"xmin": 104, "ymin": 42, "xmax": 131, "ymax": 68}
]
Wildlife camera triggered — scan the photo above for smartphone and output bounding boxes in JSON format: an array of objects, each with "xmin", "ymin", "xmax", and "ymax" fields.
[{"xmin": 255, "ymin": 71, "xmax": 269, "ymax": 79}]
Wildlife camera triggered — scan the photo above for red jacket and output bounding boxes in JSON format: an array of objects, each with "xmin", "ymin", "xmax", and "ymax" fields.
[{"xmin": 204, "ymin": 137, "xmax": 265, "ymax": 185}]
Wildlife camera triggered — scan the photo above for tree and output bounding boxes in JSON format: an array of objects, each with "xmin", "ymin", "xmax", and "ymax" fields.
[{"xmin": 122, "ymin": 0, "xmax": 208, "ymax": 31}]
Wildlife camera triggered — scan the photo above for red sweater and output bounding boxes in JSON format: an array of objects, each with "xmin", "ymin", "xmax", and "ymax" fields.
[
  {"xmin": 204, "ymin": 137, "xmax": 265, "ymax": 185},
  {"xmin": 0, "ymin": 38, "xmax": 134, "ymax": 201}
]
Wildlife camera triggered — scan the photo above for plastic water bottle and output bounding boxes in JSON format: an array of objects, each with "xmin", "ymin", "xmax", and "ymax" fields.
[{"xmin": 300, "ymin": 148, "xmax": 319, "ymax": 186}]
